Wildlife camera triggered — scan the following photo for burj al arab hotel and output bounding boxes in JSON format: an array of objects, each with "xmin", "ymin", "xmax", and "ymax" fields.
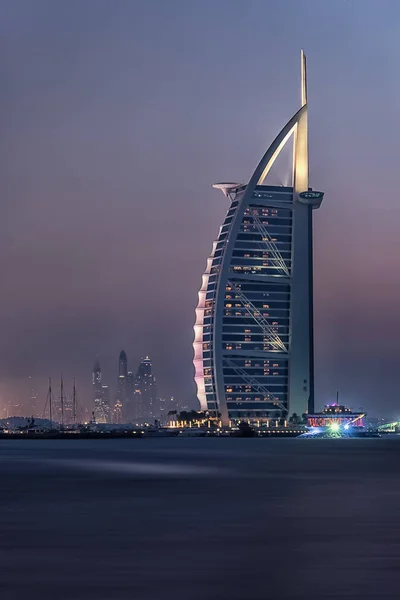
[{"xmin": 193, "ymin": 52, "xmax": 324, "ymax": 425}]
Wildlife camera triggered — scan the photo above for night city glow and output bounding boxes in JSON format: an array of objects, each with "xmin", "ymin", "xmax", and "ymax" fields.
[{"xmin": 0, "ymin": 4, "xmax": 399, "ymax": 600}]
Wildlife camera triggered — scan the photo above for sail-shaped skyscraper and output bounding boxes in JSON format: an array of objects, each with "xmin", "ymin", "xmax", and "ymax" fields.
[{"xmin": 193, "ymin": 52, "xmax": 324, "ymax": 425}]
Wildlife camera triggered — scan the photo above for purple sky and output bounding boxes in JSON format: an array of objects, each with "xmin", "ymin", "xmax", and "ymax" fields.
[{"xmin": 1, "ymin": 0, "xmax": 400, "ymax": 417}]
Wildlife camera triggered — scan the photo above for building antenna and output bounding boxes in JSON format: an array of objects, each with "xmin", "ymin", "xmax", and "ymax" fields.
[
  {"xmin": 301, "ymin": 48, "xmax": 307, "ymax": 107},
  {"xmin": 336, "ymin": 390, "xmax": 339, "ymax": 405}
]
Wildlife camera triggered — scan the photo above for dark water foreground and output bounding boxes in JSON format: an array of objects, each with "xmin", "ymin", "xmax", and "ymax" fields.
[{"xmin": 1, "ymin": 437, "xmax": 399, "ymax": 599}]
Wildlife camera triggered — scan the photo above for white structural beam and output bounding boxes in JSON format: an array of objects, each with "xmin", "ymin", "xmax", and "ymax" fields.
[{"xmin": 293, "ymin": 49, "xmax": 308, "ymax": 195}]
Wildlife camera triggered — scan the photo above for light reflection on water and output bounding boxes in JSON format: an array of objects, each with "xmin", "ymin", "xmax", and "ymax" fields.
[{"xmin": 42, "ymin": 458, "xmax": 230, "ymax": 476}]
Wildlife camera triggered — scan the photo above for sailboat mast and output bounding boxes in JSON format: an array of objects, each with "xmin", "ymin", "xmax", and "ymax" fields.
[
  {"xmin": 49, "ymin": 377, "xmax": 53, "ymax": 425},
  {"xmin": 60, "ymin": 376, "xmax": 64, "ymax": 427},
  {"xmin": 73, "ymin": 378, "xmax": 77, "ymax": 425}
]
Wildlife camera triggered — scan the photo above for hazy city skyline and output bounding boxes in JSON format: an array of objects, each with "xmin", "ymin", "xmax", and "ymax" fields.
[{"xmin": 1, "ymin": 0, "xmax": 400, "ymax": 416}]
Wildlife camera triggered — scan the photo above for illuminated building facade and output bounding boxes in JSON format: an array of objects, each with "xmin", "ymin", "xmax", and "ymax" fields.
[
  {"xmin": 307, "ymin": 404, "xmax": 366, "ymax": 429},
  {"xmin": 93, "ymin": 359, "xmax": 110, "ymax": 423},
  {"xmin": 134, "ymin": 356, "xmax": 158, "ymax": 423},
  {"xmin": 112, "ymin": 398, "xmax": 123, "ymax": 423},
  {"xmin": 193, "ymin": 52, "xmax": 324, "ymax": 425},
  {"xmin": 114, "ymin": 350, "xmax": 128, "ymax": 422},
  {"xmin": 126, "ymin": 370, "xmax": 134, "ymax": 421},
  {"xmin": 101, "ymin": 385, "xmax": 110, "ymax": 422}
]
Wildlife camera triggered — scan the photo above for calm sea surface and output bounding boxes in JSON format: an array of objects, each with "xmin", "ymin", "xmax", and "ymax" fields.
[{"xmin": 1, "ymin": 437, "xmax": 399, "ymax": 599}]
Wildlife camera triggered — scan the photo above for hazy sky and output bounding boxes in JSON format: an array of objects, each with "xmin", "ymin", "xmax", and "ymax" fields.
[{"xmin": 1, "ymin": 0, "xmax": 400, "ymax": 417}]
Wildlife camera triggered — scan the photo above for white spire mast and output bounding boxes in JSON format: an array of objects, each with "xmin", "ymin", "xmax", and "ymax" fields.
[{"xmin": 293, "ymin": 49, "xmax": 309, "ymax": 194}]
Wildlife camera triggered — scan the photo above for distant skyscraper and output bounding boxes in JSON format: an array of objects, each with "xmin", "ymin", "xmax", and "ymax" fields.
[
  {"xmin": 126, "ymin": 370, "xmax": 134, "ymax": 422},
  {"xmin": 193, "ymin": 51, "xmax": 324, "ymax": 425},
  {"xmin": 132, "ymin": 375, "xmax": 142, "ymax": 424},
  {"xmin": 159, "ymin": 397, "xmax": 166, "ymax": 424},
  {"xmin": 114, "ymin": 350, "xmax": 128, "ymax": 422},
  {"xmin": 101, "ymin": 385, "xmax": 110, "ymax": 422},
  {"xmin": 119, "ymin": 350, "xmax": 128, "ymax": 378},
  {"xmin": 134, "ymin": 356, "xmax": 158, "ymax": 423},
  {"xmin": 64, "ymin": 388, "xmax": 73, "ymax": 425},
  {"xmin": 112, "ymin": 398, "xmax": 123, "ymax": 423},
  {"xmin": 93, "ymin": 359, "xmax": 104, "ymax": 423}
]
